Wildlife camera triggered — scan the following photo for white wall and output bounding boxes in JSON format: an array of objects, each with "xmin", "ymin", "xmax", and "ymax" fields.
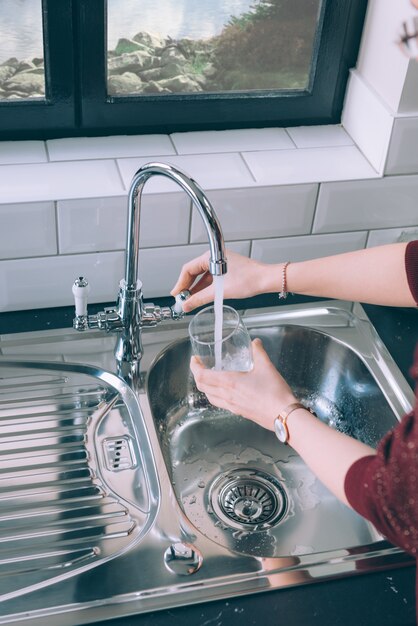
[{"xmin": 0, "ymin": 0, "xmax": 417, "ymax": 312}]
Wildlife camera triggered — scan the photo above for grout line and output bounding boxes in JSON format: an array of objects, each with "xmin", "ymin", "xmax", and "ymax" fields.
[
  {"xmin": 364, "ymin": 230, "xmax": 371, "ymax": 247},
  {"xmin": 54, "ymin": 201, "xmax": 60, "ymax": 254},
  {"xmin": 309, "ymin": 183, "xmax": 321, "ymax": 234},
  {"xmin": 168, "ymin": 135, "xmax": 179, "ymax": 155},
  {"xmin": 114, "ymin": 158, "xmax": 127, "ymax": 191},
  {"xmin": 44, "ymin": 140, "xmax": 51, "ymax": 162},
  {"xmin": 238, "ymin": 152, "xmax": 257, "ymax": 183},
  {"xmin": 248, "ymin": 240, "xmax": 254, "ymax": 258},
  {"xmin": 284, "ymin": 128, "xmax": 298, "ymax": 149}
]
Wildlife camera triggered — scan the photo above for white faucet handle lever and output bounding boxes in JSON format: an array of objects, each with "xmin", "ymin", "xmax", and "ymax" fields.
[{"xmin": 72, "ymin": 277, "xmax": 91, "ymax": 317}]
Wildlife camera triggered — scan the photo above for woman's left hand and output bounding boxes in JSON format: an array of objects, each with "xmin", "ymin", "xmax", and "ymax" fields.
[{"xmin": 190, "ymin": 337, "xmax": 296, "ymax": 431}]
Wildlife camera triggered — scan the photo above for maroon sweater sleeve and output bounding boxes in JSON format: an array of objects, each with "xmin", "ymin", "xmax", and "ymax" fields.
[
  {"xmin": 344, "ymin": 243, "xmax": 418, "ymax": 556},
  {"xmin": 406, "ymin": 240, "xmax": 418, "ymax": 305},
  {"xmin": 344, "ymin": 404, "xmax": 418, "ymax": 557}
]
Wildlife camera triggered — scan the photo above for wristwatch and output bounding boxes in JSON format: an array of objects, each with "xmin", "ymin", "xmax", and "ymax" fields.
[{"xmin": 274, "ymin": 402, "xmax": 306, "ymax": 444}]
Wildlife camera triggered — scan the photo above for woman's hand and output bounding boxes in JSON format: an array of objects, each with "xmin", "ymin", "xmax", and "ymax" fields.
[
  {"xmin": 191, "ymin": 337, "xmax": 377, "ymax": 507},
  {"xmin": 190, "ymin": 337, "xmax": 296, "ymax": 430},
  {"xmin": 171, "ymin": 250, "xmax": 273, "ymax": 312}
]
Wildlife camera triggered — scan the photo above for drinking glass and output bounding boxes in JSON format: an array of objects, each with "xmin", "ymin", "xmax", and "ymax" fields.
[{"xmin": 188, "ymin": 305, "xmax": 253, "ymax": 372}]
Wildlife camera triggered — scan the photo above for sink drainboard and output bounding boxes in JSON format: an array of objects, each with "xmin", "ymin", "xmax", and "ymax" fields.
[{"xmin": 0, "ymin": 363, "xmax": 152, "ymax": 602}]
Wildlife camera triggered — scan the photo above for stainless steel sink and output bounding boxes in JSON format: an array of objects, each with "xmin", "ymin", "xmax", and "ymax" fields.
[{"xmin": 0, "ymin": 301, "xmax": 414, "ymax": 626}]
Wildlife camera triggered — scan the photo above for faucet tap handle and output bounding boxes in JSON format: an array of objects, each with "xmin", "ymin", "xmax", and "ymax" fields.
[
  {"xmin": 172, "ymin": 290, "xmax": 191, "ymax": 319},
  {"xmin": 72, "ymin": 277, "xmax": 90, "ymax": 316},
  {"xmin": 72, "ymin": 277, "xmax": 91, "ymax": 330}
]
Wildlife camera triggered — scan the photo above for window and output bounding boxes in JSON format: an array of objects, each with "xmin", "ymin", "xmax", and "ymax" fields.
[
  {"xmin": 0, "ymin": 0, "xmax": 45, "ymax": 100},
  {"xmin": 0, "ymin": 0, "xmax": 75, "ymax": 138},
  {"xmin": 0, "ymin": 0, "xmax": 368, "ymax": 140}
]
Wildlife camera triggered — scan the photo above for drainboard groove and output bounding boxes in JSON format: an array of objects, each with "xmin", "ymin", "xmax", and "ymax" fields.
[
  {"xmin": 0, "ymin": 406, "xmax": 99, "ymax": 423},
  {"xmin": 0, "ymin": 449, "xmax": 89, "ymax": 472},
  {"xmin": 0, "ymin": 461, "xmax": 90, "ymax": 477},
  {"xmin": 0, "ymin": 502, "xmax": 129, "ymax": 532},
  {"xmin": 0, "ymin": 432, "xmax": 86, "ymax": 452},
  {"xmin": 0, "ymin": 519, "xmax": 135, "ymax": 547},
  {"xmin": 0, "ymin": 484, "xmax": 105, "ymax": 504},
  {"xmin": 0, "ymin": 481, "xmax": 106, "ymax": 509},
  {"xmin": 0, "ymin": 374, "xmax": 69, "ymax": 388},
  {"xmin": 0, "ymin": 389, "xmax": 107, "ymax": 407},
  {"xmin": 0, "ymin": 466, "xmax": 94, "ymax": 490},
  {"xmin": 0, "ymin": 548, "xmax": 98, "ymax": 577},
  {"xmin": 0, "ymin": 424, "xmax": 88, "ymax": 439},
  {"xmin": 0, "ymin": 496, "xmax": 123, "ymax": 522}
]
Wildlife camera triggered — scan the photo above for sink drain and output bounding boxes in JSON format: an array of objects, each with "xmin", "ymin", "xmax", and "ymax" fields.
[{"xmin": 209, "ymin": 468, "xmax": 287, "ymax": 531}]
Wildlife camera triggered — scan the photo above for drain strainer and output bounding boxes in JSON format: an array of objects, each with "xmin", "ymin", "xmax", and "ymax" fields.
[{"xmin": 209, "ymin": 468, "xmax": 287, "ymax": 531}]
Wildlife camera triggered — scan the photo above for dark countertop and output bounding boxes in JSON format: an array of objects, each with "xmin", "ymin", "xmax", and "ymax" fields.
[{"xmin": 0, "ymin": 296, "xmax": 417, "ymax": 626}]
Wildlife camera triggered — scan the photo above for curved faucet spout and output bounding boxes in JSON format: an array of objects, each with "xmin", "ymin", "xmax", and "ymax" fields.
[
  {"xmin": 125, "ymin": 162, "xmax": 227, "ymax": 290},
  {"xmin": 72, "ymin": 161, "xmax": 227, "ymax": 370}
]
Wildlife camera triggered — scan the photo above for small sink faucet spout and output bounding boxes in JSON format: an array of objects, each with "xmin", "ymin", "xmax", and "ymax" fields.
[{"xmin": 72, "ymin": 162, "xmax": 227, "ymax": 368}]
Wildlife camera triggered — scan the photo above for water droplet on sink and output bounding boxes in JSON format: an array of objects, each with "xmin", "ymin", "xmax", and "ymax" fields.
[
  {"xmin": 189, "ymin": 495, "xmax": 196, "ymax": 504},
  {"xmin": 198, "ymin": 480, "xmax": 205, "ymax": 488}
]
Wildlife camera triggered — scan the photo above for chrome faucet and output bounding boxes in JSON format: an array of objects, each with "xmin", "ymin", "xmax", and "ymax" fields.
[{"xmin": 72, "ymin": 162, "xmax": 227, "ymax": 369}]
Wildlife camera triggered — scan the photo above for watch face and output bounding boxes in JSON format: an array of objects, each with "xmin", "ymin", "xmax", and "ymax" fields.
[{"xmin": 274, "ymin": 417, "xmax": 287, "ymax": 443}]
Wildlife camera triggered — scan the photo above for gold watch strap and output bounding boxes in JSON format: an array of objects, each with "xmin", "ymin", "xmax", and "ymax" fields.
[{"xmin": 277, "ymin": 402, "xmax": 306, "ymax": 443}]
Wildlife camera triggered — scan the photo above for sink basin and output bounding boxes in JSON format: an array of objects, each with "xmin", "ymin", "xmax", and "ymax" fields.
[
  {"xmin": 147, "ymin": 323, "xmax": 395, "ymax": 558},
  {"xmin": 0, "ymin": 301, "xmax": 414, "ymax": 626}
]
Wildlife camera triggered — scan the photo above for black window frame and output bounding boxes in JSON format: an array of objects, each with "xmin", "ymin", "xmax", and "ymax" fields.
[
  {"xmin": 0, "ymin": 0, "xmax": 368, "ymax": 140},
  {"xmin": 0, "ymin": 0, "xmax": 76, "ymax": 139}
]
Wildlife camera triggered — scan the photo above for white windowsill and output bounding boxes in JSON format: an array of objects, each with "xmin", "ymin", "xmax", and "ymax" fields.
[{"xmin": 0, "ymin": 125, "xmax": 379, "ymax": 205}]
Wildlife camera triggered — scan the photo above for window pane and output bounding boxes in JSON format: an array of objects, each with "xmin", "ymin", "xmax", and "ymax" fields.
[
  {"xmin": 0, "ymin": 0, "xmax": 45, "ymax": 101},
  {"xmin": 107, "ymin": 0, "xmax": 321, "ymax": 97}
]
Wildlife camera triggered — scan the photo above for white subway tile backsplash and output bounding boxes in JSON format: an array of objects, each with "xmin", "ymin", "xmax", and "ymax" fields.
[
  {"xmin": 342, "ymin": 70, "xmax": 394, "ymax": 174},
  {"xmin": 170, "ymin": 128, "xmax": 295, "ymax": 154},
  {"xmin": 0, "ymin": 252, "xmax": 124, "ymax": 312},
  {"xmin": 117, "ymin": 154, "xmax": 255, "ymax": 193},
  {"xmin": 0, "ymin": 141, "xmax": 47, "ymax": 165},
  {"xmin": 251, "ymin": 231, "xmax": 367, "ymax": 264},
  {"xmin": 385, "ymin": 117, "xmax": 418, "ymax": 175},
  {"xmin": 190, "ymin": 185, "xmax": 317, "ymax": 243},
  {"xmin": 285, "ymin": 125, "xmax": 353, "ymax": 148},
  {"xmin": 0, "ymin": 242, "xmax": 252, "ymax": 311},
  {"xmin": 367, "ymin": 226, "xmax": 418, "ymax": 247},
  {"xmin": 0, "ymin": 104, "xmax": 418, "ymax": 316},
  {"xmin": 47, "ymin": 135, "xmax": 175, "ymax": 161},
  {"xmin": 58, "ymin": 197, "xmax": 127, "ymax": 254},
  {"xmin": 57, "ymin": 193, "xmax": 190, "ymax": 253},
  {"xmin": 242, "ymin": 146, "xmax": 378, "ymax": 186},
  {"xmin": 314, "ymin": 175, "xmax": 418, "ymax": 233},
  {"xmin": 0, "ymin": 202, "xmax": 57, "ymax": 260},
  {"xmin": 138, "ymin": 241, "xmax": 250, "ymax": 298},
  {"xmin": 0, "ymin": 160, "xmax": 125, "ymax": 204}
]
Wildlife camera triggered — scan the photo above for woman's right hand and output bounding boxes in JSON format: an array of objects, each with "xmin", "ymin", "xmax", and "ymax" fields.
[{"xmin": 171, "ymin": 249, "xmax": 272, "ymax": 312}]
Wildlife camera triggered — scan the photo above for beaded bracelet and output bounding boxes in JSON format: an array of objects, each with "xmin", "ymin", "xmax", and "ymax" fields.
[{"xmin": 278, "ymin": 261, "xmax": 290, "ymax": 299}]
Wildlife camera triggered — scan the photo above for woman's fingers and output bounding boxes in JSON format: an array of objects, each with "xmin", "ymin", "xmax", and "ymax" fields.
[
  {"xmin": 183, "ymin": 272, "xmax": 214, "ymax": 312},
  {"xmin": 171, "ymin": 252, "xmax": 210, "ymax": 297}
]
